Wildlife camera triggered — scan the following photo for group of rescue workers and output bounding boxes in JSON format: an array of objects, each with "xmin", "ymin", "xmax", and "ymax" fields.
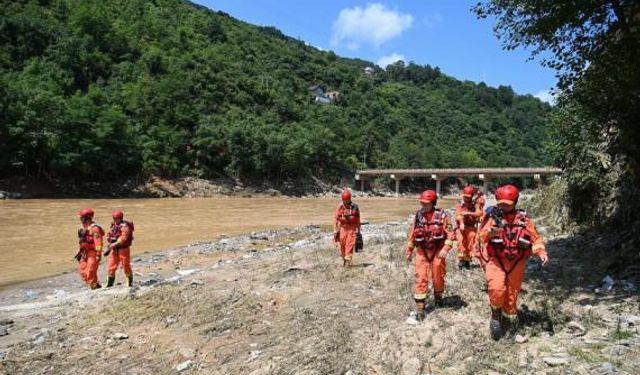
[
  {"xmin": 76, "ymin": 208, "xmax": 134, "ymax": 290},
  {"xmin": 332, "ymin": 184, "xmax": 549, "ymax": 340},
  {"xmin": 74, "ymin": 182, "xmax": 547, "ymax": 340}
]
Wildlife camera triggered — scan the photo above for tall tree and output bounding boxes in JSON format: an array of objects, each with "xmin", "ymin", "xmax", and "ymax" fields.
[{"xmin": 475, "ymin": 0, "xmax": 640, "ymax": 222}]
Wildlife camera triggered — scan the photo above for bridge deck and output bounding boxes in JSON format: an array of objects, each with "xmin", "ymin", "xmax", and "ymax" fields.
[
  {"xmin": 356, "ymin": 167, "xmax": 562, "ymax": 178},
  {"xmin": 354, "ymin": 167, "xmax": 562, "ymax": 196}
]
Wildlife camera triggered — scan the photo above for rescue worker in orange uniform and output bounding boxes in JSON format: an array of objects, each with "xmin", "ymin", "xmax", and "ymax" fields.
[
  {"xmin": 405, "ymin": 190, "xmax": 455, "ymax": 320},
  {"xmin": 105, "ymin": 210, "xmax": 134, "ymax": 287},
  {"xmin": 454, "ymin": 185, "xmax": 484, "ymax": 269},
  {"xmin": 76, "ymin": 208, "xmax": 104, "ymax": 290},
  {"xmin": 333, "ymin": 190, "xmax": 361, "ymax": 267},
  {"xmin": 473, "ymin": 205, "xmax": 495, "ymax": 272},
  {"xmin": 478, "ymin": 184, "xmax": 549, "ymax": 339}
]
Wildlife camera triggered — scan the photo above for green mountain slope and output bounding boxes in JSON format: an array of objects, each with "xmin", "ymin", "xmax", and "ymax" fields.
[{"xmin": 0, "ymin": 0, "xmax": 552, "ymax": 183}]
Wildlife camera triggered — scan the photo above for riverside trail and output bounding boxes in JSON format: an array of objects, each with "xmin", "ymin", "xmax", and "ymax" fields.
[{"xmin": 0, "ymin": 220, "xmax": 638, "ymax": 374}]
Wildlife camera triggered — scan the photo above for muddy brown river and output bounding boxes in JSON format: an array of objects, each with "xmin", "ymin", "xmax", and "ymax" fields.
[{"xmin": 0, "ymin": 197, "xmax": 456, "ymax": 287}]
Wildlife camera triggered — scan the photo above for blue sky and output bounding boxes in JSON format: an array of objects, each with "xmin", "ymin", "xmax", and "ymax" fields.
[{"xmin": 192, "ymin": 1, "xmax": 556, "ymax": 102}]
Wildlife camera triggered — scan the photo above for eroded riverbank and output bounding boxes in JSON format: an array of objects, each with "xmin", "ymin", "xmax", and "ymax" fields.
[{"xmin": 0, "ymin": 222, "xmax": 638, "ymax": 374}]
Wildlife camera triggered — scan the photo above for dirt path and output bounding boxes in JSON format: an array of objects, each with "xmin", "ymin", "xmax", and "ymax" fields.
[{"xmin": 0, "ymin": 223, "xmax": 638, "ymax": 374}]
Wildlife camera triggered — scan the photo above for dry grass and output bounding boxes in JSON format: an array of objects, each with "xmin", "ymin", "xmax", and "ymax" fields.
[{"xmin": 3, "ymin": 227, "xmax": 639, "ymax": 375}]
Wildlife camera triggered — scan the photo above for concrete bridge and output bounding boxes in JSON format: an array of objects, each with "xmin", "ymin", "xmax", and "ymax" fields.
[{"xmin": 355, "ymin": 167, "xmax": 563, "ymax": 196}]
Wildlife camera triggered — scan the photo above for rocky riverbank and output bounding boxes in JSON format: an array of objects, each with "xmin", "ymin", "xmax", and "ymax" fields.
[
  {"xmin": 0, "ymin": 175, "xmax": 401, "ymax": 199},
  {"xmin": 0, "ymin": 222, "xmax": 638, "ymax": 374}
]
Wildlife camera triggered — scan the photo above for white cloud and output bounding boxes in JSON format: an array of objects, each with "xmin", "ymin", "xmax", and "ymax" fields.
[
  {"xmin": 331, "ymin": 3, "xmax": 413, "ymax": 50},
  {"xmin": 534, "ymin": 89, "xmax": 556, "ymax": 104},
  {"xmin": 423, "ymin": 13, "xmax": 443, "ymax": 28},
  {"xmin": 377, "ymin": 53, "xmax": 405, "ymax": 68}
]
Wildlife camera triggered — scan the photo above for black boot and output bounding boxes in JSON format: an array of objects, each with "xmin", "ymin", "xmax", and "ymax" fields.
[
  {"xmin": 126, "ymin": 275, "xmax": 133, "ymax": 287},
  {"xmin": 434, "ymin": 293, "xmax": 444, "ymax": 308},
  {"xmin": 106, "ymin": 276, "xmax": 115, "ymax": 288},
  {"xmin": 502, "ymin": 315, "xmax": 518, "ymax": 337},
  {"xmin": 490, "ymin": 308, "xmax": 502, "ymax": 340},
  {"xmin": 415, "ymin": 300, "xmax": 426, "ymax": 321}
]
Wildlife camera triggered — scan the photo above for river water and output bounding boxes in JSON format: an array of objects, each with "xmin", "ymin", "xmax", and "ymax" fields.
[{"xmin": 0, "ymin": 197, "xmax": 456, "ymax": 287}]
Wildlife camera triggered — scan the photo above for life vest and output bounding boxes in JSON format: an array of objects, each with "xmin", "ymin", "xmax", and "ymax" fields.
[
  {"xmin": 108, "ymin": 220, "xmax": 135, "ymax": 248},
  {"xmin": 412, "ymin": 208, "xmax": 446, "ymax": 250},
  {"xmin": 458, "ymin": 201, "xmax": 479, "ymax": 226},
  {"xmin": 78, "ymin": 223, "xmax": 105, "ymax": 251},
  {"xmin": 337, "ymin": 203, "xmax": 360, "ymax": 225},
  {"xmin": 486, "ymin": 209, "xmax": 533, "ymax": 260}
]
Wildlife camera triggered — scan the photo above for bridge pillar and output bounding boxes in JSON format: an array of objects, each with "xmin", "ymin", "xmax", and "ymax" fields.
[
  {"xmin": 391, "ymin": 174, "xmax": 403, "ymax": 197},
  {"xmin": 479, "ymin": 174, "xmax": 490, "ymax": 194},
  {"xmin": 355, "ymin": 174, "xmax": 365, "ymax": 191},
  {"xmin": 431, "ymin": 174, "xmax": 443, "ymax": 197},
  {"xmin": 534, "ymin": 174, "xmax": 541, "ymax": 188}
]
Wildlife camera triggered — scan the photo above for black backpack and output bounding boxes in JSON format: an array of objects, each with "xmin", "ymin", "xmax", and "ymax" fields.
[{"xmin": 355, "ymin": 233, "xmax": 364, "ymax": 253}]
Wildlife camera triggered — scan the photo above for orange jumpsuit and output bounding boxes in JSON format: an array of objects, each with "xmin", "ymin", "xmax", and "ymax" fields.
[
  {"xmin": 478, "ymin": 209, "xmax": 547, "ymax": 320},
  {"xmin": 454, "ymin": 197, "xmax": 484, "ymax": 262},
  {"xmin": 473, "ymin": 211, "xmax": 492, "ymax": 270},
  {"xmin": 405, "ymin": 209, "xmax": 454, "ymax": 300},
  {"xmin": 107, "ymin": 221, "xmax": 133, "ymax": 284},
  {"xmin": 334, "ymin": 202, "xmax": 361, "ymax": 262},
  {"xmin": 78, "ymin": 223, "xmax": 104, "ymax": 289}
]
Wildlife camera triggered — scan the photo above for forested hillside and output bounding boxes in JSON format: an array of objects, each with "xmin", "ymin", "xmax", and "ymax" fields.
[{"xmin": 0, "ymin": 0, "xmax": 552, "ymax": 184}]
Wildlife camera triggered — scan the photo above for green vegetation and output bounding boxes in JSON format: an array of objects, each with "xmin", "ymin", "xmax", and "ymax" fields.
[
  {"xmin": 476, "ymin": 1, "xmax": 640, "ymax": 226},
  {"xmin": 0, "ymin": 0, "xmax": 552, "ymax": 185}
]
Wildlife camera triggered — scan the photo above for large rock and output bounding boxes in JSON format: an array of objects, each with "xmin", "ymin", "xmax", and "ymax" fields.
[
  {"xmin": 601, "ymin": 345, "xmax": 630, "ymax": 356},
  {"xmin": 175, "ymin": 360, "xmax": 193, "ymax": 372},
  {"xmin": 543, "ymin": 353, "xmax": 569, "ymax": 367},
  {"xmin": 592, "ymin": 362, "xmax": 617, "ymax": 375},
  {"xmin": 620, "ymin": 314, "xmax": 640, "ymax": 327},
  {"xmin": 566, "ymin": 321, "xmax": 587, "ymax": 336},
  {"xmin": 401, "ymin": 357, "xmax": 421, "ymax": 375}
]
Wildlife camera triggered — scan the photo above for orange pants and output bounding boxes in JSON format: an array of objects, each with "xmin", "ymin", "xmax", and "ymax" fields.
[
  {"xmin": 338, "ymin": 226, "xmax": 357, "ymax": 261},
  {"xmin": 107, "ymin": 247, "xmax": 132, "ymax": 278},
  {"xmin": 78, "ymin": 249, "xmax": 100, "ymax": 287},
  {"xmin": 413, "ymin": 248, "xmax": 446, "ymax": 300},
  {"xmin": 484, "ymin": 256, "xmax": 526, "ymax": 318},
  {"xmin": 474, "ymin": 243, "xmax": 489, "ymax": 271},
  {"xmin": 456, "ymin": 226, "xmax": 476, "ymax": 261}
]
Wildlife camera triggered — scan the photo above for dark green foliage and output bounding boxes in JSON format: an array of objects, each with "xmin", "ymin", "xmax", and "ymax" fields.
[
  {"xmin": 476, "ymin": 0, "xmax": 640, "ymax": 225},
  {"xmin": 0, "ymin": 0, "xmax": 552, "ymax": 183}
]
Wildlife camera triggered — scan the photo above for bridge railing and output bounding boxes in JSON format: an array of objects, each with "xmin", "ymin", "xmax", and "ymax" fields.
[{"xmin": 354, "ymin": 167, "xmax": 562, "ymax": 196}]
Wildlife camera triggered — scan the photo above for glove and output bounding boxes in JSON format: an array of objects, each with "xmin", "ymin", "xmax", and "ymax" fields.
[
  {"xmin": 405, "ymin": 248, "xmax": 413, "ymax": 262},
  {"xmin": 437, "ymin": 245, "xmax": 451, "ymax": 259}
]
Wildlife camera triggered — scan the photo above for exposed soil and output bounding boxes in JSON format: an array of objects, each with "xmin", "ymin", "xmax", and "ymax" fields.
[
  {"xmin": 0, "ymin": 175, "xmax": 393, "ymax": 199},
  {"xmin": 0, "ymin": 221, "xmax": 638, "ymax": 374}
]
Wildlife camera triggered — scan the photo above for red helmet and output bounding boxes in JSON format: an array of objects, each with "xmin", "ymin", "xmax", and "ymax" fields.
[
  {"xmin": 496, "ymin": 184, "xmax": 519, "ymax": 205},
  {"xmin": 419, "ymin": 190, "xmax": 437, "ymax": 203},
  {"xmin": 462, "ymin": 185, "xmax": 475, "ymax": 198},
  {"xmin": 341, "ymin": 190, "xmax": 352, "ymax": 201},
  {"xmin": 78, "ymin": 208, "xmax": 94, "ymax": 218},
  {"xmin": 112, "ymin": 210, "xmax": 124, "ymax": 220}
]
